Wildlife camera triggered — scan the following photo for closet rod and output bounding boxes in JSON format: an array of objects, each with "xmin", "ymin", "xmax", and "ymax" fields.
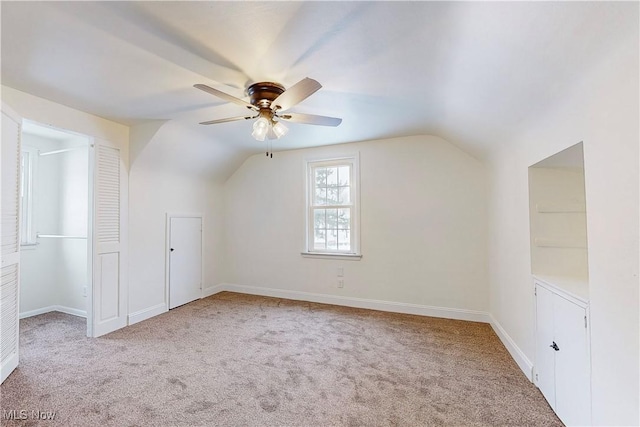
[
  {"xmin": 37, "ymin": 234, "xmax": 87, "ymax": 239},
  {"xmin": 39, "ymin": 146, "xmax": 86, "ymax": 157}
]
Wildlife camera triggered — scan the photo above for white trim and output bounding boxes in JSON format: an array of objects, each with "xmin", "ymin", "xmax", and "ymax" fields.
[
  {"xmin": 490, "ymin": 314, "xmax": 534, "ymax": 381},
  {"xmin": 20, "ymin": 305, "xmax": 87, "ymax": 319},
  {"xmin": 304, "ymin": 153, "xmax": 361, "ymax": 256},
  {"xmin": 20, "ymin": 145, "xmax": 38, "ymax": 246},
  {"xmin": 202, "ymin": 284, "xmax": 226, "ymax": 298},
  {"xmin": 128, "ymin": 303, "xmax": 167, "ymax": 325},
  {"xmin": 56, "ymin": 306, "xmax": 87, "ymax": 318},
  {"xmin": 220, "ymin": 283, "xmax": 490, "ymax": 323},
  {"xmin": 301, "ymin": 252, "xmax": 362, "ymax": 261}
]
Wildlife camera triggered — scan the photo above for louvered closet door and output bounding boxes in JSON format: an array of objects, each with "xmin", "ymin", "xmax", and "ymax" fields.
[
  {"xmin": 92, "ymin": 140, "xmax": 128, "ymax": 337},
  {"xmin": 1, "ymin": 103, "xmax": 22, "ymax": 383}
]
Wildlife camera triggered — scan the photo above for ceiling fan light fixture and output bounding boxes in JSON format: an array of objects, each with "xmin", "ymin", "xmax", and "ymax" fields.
[
  {"xmin": 272, "ymin": 121, "xmax": 289, "ymax": 139},
  {"xmin": 195, "ymin": 78, "xmax": 342, "ymax": 143},
  {"xmin": 252, "ymin": 117, "xmax": 270, "ymax": 141}
]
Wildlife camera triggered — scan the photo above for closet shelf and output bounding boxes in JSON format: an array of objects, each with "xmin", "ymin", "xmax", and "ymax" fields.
[
  {"xmin": 39, "ymin": 146, "xmax": 87, "ymax": 157},
  {"xmin": 534, "ymin": 237, "xmax": 587, "ymax": 248}
]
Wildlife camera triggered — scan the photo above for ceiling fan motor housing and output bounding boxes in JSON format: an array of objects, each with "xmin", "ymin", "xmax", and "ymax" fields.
[{"xmin": 246, "ymin": 82, "xmax": 285, "ymax": 109}]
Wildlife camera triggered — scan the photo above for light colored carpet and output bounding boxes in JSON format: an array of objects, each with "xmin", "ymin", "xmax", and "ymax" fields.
[{"xmin": 1, "ymin": 292, "xmax": 561, "ymax": 426}]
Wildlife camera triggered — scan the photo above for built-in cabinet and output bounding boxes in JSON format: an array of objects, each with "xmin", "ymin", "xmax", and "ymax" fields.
[
  {"xmin": 529, "ymin": 142, "xmax": 591, "ymax": 426},
  {"xmin": 534, "ymin": 277, "xmax": 590, "ymax": 426}
]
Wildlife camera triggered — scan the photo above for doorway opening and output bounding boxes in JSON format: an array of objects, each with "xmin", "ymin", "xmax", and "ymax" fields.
[{"xmin": 19, "ymin": 120, "xmax": 93, "ymax": 337}]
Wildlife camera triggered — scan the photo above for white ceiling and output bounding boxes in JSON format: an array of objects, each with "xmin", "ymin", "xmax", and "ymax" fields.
[{"xmin": 1, "ymin": 1, "xmax": 637, "ymax": 160}]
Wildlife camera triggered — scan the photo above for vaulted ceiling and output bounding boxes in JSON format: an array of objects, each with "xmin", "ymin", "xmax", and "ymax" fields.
[{"xmin": 2, "ymin": 1, "xmax": 637, "ymax": 161}]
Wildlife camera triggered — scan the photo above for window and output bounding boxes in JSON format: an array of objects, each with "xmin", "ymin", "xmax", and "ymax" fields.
[
  {"xmin": 305, "ymin": 155, "xmax": 360, "ymax": 258},
  {"xmin": 20, "ymin": 146, "xmax": 37, "ymax": 246}
]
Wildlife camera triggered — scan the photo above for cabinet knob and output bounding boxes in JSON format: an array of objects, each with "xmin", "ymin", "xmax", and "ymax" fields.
[{"xmin": 550, "ymin": 341, "xmax": 560, "ymax": 351}]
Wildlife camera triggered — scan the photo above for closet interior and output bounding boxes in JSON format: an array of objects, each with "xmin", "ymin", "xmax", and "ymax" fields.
[{"xmin": 19, "ymin": 121, "xmax": 92, "ymax": 325}]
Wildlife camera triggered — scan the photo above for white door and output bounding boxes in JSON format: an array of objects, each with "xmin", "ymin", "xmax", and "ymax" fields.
[
  {"xmin": 168, "ymin": 216, "xmax": 202, "ymax": 309},
  {"xmin": 92, "ymin": 140, "xmax": 128, "ymax": 337},
  {"xmin": 534, "ymin": 284, "xmax": 556, "ymax": 408},
  {"xmin": 554, "ymin": 295, "xmax": 590, "ymax": 426},
  {"xmin": 1, "ymin": 102, "xmax": 22, "ymax": 383}
]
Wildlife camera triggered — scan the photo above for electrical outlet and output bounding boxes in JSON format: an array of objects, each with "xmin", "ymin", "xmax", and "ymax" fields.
[
  {"xmin": 337, "ymin": 267, "xmax": 344, "ymax": 277},
  {"xmin": 338, "ymin": 279, "xmax": 344, "ymax": 288}
]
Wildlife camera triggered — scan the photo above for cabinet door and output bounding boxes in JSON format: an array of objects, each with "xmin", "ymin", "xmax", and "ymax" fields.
[
  {"xmin": 535, "ymin": 284, "xmax": 556, "ymax": 408},
  {"xmin": 554, "ymin": 295, "xmax": 590, "ymax": 426}
]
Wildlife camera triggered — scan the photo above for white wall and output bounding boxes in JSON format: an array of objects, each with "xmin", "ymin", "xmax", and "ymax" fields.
[
  {"xmin": 128, "ymin": 120, "xmax": 225, "ymax": 316},
  {"xmin": 487, "ymin": 34, "xmax": 639, "ymax": 425},
  {"xmin": 58, "ymin": 144, "xmax": 89, "ymax": 311},
  {"xmin": 20, "ymin": 134, "xmax": 61, "ymax": 314},
  {"xmin": 2, "ymin": 86, "xmax": 129, "ymax": 145},
  {"xmin": 223, "ymin": 135, "xmax": 489, "ymax": 313}
]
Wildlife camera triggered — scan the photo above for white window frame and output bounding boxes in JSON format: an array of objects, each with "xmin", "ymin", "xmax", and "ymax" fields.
[
  {"xmin": 302, "ymin": 154, "xmax": 361, "ymax": 260},
  {"xmin": 20, "ymin": 145, "xmax": 38, "ymax": 247}
]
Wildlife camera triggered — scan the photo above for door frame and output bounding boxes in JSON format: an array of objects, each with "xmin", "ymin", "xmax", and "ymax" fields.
[
  {"xmin": 20, "ymin": 119, "xmax": 95, "ymax": 337},
  {"xmin": 165, "ymin": 213, "xmax": 204, "ymax": 310}
]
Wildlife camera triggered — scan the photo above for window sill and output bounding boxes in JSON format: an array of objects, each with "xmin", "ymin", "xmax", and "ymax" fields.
[{"xmin": 301, "ymin": 252, "xmax": 362, "ymax": 261}]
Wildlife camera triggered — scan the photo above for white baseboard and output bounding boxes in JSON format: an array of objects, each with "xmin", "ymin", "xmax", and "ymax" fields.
[
  {"xmin": 220, "ymin": 283, "xmax": 491, "ymax": 324},
  {"xmin": 20, "ymin": 305, "xmax": 86, "ymax": 319},
  {"xmin": 490, "ymin": 314, "xmax": 533, "ymax": 381},
  {"xmin": 56, "ymin": 306, "xmax": 87, "ymax": 318},
  {"xmin": 202, "ymin": 284, "xmax": 226, "ymax": 298},
  {"xmin": 128, "ymin": 303, "xmax": 167, "ymax": 325}
]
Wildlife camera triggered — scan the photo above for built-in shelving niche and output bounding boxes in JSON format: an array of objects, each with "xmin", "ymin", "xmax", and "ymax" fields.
[{"xmin": 528, "ymin": 142, "xmax": 589, "ymax": 301}]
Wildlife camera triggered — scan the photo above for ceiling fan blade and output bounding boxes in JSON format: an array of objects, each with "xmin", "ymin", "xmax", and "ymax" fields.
[
  {"xmin": 271, "ymin": 78, "xmax": 322, "ymax": 112},
  {"xmin": 278, "ymin": 113, "xmax": 342, "ymax": 127},
  {"xmin": 194, "ymin": 84, "xmax": 257, "ymax": 111},
  {"xmin": 199, "ymin": 115, "xmax": 256, "ymax": 125}
]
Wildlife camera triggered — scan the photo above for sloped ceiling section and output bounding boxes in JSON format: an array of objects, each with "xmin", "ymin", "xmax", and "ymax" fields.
[{"xmin": 1, "ymin": 1, "xmax": 637, "ymax": 169}]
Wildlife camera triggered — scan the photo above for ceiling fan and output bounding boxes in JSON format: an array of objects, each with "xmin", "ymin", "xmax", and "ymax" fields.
[{"xmin": 194, "ymin": 78, "xmax": 342, "ymax": 142}]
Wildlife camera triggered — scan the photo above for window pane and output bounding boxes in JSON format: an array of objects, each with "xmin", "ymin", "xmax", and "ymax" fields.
[
  {"xmin": 315, "ymin": 167, "xmax": 327, "ymax": 187},
  {"xmin": 337, "ymin": 208, "xmax": 350, "ymax": 229},
  {"xmin": 326, "ymin": 209, "xmax": 338, "ymax": 228},
  {"xmin": 327, "ymin": 187, "xmax": 339, "ymax": 205},
  {"xmin": 338, "ymin": 186, "xmax": 350, "ymax": 204},
  {"xmin": 338, "ymin": 166, "xmax": 350, "ymax": 186},
  {"xmin": 314, "ymin": 187, "xmax": 326, "ymax": 205},
  {"xmin": 314, "ymin": 229, "xmax": 326, "ymax": 250},
  {"xmin": 327, "ymin": 167, "xmax": 338, "ymax": 187},
  {"xmin": 313, "ymin": 209, "xmax": 326, "ymax": 229},
  {"xmin": 327, "ymin": 229, "xmax": 338, "ymax": 250},
  {"xmin": 338, "ymin": 230, "xmax": 351, "ymax": 251}
]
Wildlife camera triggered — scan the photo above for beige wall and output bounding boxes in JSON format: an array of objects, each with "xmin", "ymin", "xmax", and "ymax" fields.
[
  {"xmin": 128, "ymin": 120, "xmax": 226, "ymax": 315},
  {"xmin": 223, "ymin": 135, "xmax": 489, "ymax": 312}
]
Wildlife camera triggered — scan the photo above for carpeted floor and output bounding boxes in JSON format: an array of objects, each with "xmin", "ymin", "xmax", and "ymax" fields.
[{"xmin": 1, "ymin": 292, "xmax": 561, "ymax": 426}]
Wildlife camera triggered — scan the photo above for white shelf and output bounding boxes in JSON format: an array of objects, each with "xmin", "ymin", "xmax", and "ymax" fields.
[{"xmin": 534, "ymin": 237, "xmax": 587, "ymax": 249}]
